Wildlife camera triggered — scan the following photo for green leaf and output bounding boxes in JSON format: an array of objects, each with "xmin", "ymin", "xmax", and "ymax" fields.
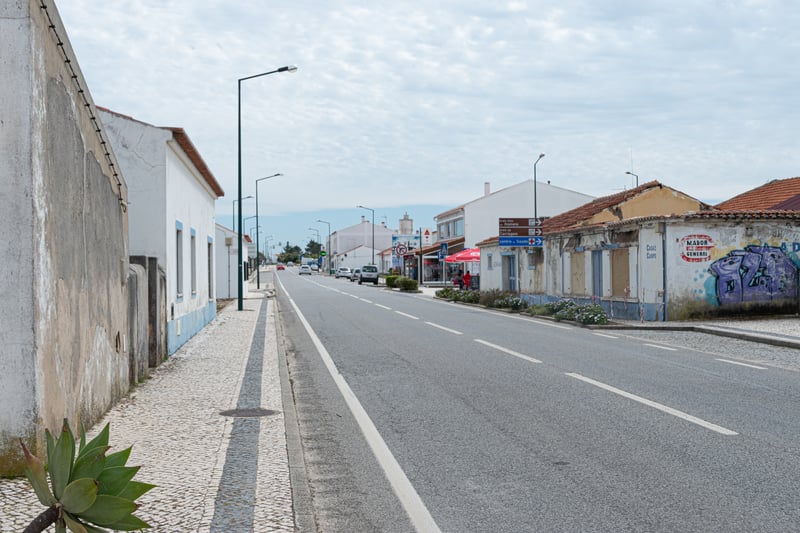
[
  {"xmin": 45, "ymin": 428, "xmax": 56, "ymax": 469},
  {"xmin": 63, "ymin": 512, "xmax": 88, "ymax": 533},
  {"xmin": 60, "ymin": 478, "xmax": 99, "ymax": 514},
  {"xmin": 106, "ymin": 513, "xmax": 151, "ymax": 531},
  {"xmin": 55, "ymin": 519, "xmax": 67, "ymax": 533},
  {"xmin": 97, "ymin": 466, "xmax": 140, "ymax": 496},
  {"xmin": 76, "ymin": 424, "xmax": 110, "ymax": 462},
  {"xmin": 71, "ymin": 446, "xmax": 108, "ymax": 481},
  {"xmin": 116, "ymin": 480, "xmax": 156, "ymax": 501},
  {"xmin": 79, "ymin": 495, "xmax": 137, "ymax": 527},
  {"xmin": 50, "ymin": 420, "xmax": 76, "ymax": 499},
  {"xmin": 104, "ymin": 446, "xmax": 131, "ymax": 468},
  {"xmin": 20, "ymin": 440, "xmax": 56, "ymax": 506}
]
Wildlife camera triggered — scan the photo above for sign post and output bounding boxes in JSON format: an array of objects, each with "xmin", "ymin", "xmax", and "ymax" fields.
[{"xmin": 498, "ymin": 218, "xmax": 544, "ymax": 247}]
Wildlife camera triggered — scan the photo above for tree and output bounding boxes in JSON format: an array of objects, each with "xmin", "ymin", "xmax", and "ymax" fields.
[
  {"xmin": 305, "ymin": 239, "xmax": 321, "ymax": 258},
  {"xmin": 276, "ymin": 242, "xmax": 302, "ymax": 264}
]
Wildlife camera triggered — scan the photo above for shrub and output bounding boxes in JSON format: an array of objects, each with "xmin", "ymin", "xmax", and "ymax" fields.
[
  {"xmin": 398, "ymin": 277, "xmax": 418, "ymax": 291},
  {"xmin": 479, "ymin": 289, "xmax": 506, "ymax": 307},
  {"xmin": 385, "ymin": 275, "xmax": 399, "ymax": 288},
  {"xmin": 435, "ymin": 287, "xmax": 456, "ymax": 299},
  {"xmin": 453, "ymin": 289, "xmax": 480, "ymax": 304},
  {"xmin": 495, "ymin": 295, "xmax": 529, "ymax": 311},
  {"xmin": 575, "ymin": 303, "xmax": 609, "ymax": 325}
]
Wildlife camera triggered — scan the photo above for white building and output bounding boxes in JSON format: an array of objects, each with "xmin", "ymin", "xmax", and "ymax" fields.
[
  {"xmin": 215, "ymin": 224, "xmax": 251, "ymax": 300},
  {"xmin": 330, "ymin": 217, "xmax": 394, "ymax": 271},
  {"xmin": 99, "ymin": 108, "xmax": 223, "ymax": 354}
]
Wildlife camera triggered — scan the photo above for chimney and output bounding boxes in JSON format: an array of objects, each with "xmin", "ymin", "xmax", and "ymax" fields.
[
  {"xmin": 361, "ymin": 215, "xmax": 366, "ymax": 223},
  {"xmin": 484, "ymin": 182, "xmax": 491, "ymax": 196}
]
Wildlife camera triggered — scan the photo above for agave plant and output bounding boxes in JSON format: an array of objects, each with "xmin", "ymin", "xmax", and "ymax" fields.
[{"xmin": 20, "ymin": 419, "xmax": 154, "ymax": 533}]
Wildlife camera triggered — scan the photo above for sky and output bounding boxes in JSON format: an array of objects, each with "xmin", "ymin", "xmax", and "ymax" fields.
[{"xmin": 56, "ymin": 1, "xmax": 800, "ymax": 252}]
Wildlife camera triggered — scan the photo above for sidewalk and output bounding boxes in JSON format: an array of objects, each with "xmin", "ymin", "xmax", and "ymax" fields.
[{"xmin": 0, "ymin": 274, "xmax": 299, "ymax": 532}]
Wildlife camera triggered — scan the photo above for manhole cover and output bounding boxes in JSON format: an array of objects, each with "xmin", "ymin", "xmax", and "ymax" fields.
[{"xmin": 219, "ymin": 407, "xmax": 279, "ymax": 418}]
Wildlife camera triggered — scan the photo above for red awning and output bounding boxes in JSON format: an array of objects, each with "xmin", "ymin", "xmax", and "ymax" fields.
[{"xmin": 444, "ymin": 247, "xmax": 480, "ymax": 263}]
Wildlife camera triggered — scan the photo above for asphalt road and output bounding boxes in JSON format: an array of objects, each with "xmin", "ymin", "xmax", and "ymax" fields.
[{"xmin": 275, "ymin": 270, "xmax": 800, "ymax": 532}]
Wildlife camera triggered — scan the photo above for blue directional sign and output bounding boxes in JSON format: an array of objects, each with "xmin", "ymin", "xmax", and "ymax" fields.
[
  {"xmin": 438, "ymin": 242, "xmax": 449, "ymax": 259},
  {"xmin": 499, "ymin": 236, "xmax": 543, "ymax": 247}
]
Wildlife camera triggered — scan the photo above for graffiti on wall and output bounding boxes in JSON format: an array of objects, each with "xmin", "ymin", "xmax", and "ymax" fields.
[{"xmin": 708, "ymin": 245, "xmax": 798, "ymax": 305}]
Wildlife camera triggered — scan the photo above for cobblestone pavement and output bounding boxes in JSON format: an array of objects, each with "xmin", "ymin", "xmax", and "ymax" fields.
[{"xmin": 0, "ymin": 279, "xmax": 293, "ymax": 532}]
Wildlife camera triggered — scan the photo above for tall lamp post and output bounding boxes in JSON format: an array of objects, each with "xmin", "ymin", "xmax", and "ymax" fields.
[
  {"xmin": 626, "ymin": 171, "xmax": 639, "ymax": 187},
  {"xmin": 255, "ymin": 173, "xmax": 283, "ymax": 289},
  {"xmin": 237, "ymin": 64, "xmax": 297, "ymax": 311},
  {"xmin": 534, "ymin": 153, "xmax": 545, "ymax": 220},
  {"xmin": 317, "ymin": 219, "xmax": 331, "ymax": 273},
  {"xmin": 232, "ymin": 195, "xmax": 253, "ymax": 233},
  {"xmin": 357, "ymin": 205, "xmax": 375, "ymax": 265}
]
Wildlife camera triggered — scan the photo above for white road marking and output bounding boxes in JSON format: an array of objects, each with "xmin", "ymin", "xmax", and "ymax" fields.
[
  {"xmin": 425, "ymin": 322, "xmax": 462, "ymax": 335},
  {"xmin": 529, "ymin": 319, "xmax": 571, "ymax": 330},
  {"xmin": 593, "ymin": 333, "xmax": 618, "ymax": 339},
  {"xmin": 395, "ymin": 311, "xmax": 419, "ymax": 320},
  {"xmin": 279, "ymin": 281, "xmax": 442, "ymax": 532},
  {"xmin": 359, "ymin": 298, "xmax": 373, "ymax": 304},
  {"xmin": 715, "ymin": 358, "xmax": 767, "ymax": 370},
  {"xmin": 375, "ymin": 304, "xmax": 392, "ymax": 311},
  {"xmin": 474, "ymin": 339, "xmax": 542, "ymax": 364},
  {"xmin": 566, "ymin": 373, "xmax": 738, "ymax": 436},
  {"xmin": 644, "ymin": 343, "xmax": 678, "ymax": 351}
]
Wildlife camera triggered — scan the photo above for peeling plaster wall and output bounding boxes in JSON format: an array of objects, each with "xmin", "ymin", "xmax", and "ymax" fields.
[{"xmin": 0, "ymin": 0, "xmax": 130, "ymax": 475}]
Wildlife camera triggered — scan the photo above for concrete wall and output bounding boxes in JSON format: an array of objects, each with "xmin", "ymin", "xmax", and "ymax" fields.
[
  {"xmin": 127, "ymin": 264, "xmax": 149, "ymax": 385},
  {"xmin": 1, "ymin": 0, "xmax": 130, "ymax": 474}
]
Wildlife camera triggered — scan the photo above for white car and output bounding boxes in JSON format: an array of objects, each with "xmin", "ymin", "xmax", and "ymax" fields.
[
  {"xmin": 335, "ymin": 267, "xmax": 351, "ymax": 279},
  {"xmin": 350, "ymin": 268, "xmax": 361, "ymax": 282},
  {"xmin": 299, "ymin": 265, "xmax": 312, "ymax": 275},
  {"xmin": 358, "ymin": 265, "xmax": 379, "ymax": 285}
]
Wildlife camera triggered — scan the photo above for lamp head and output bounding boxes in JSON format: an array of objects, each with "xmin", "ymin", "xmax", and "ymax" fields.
[{"xmin": 278, "ymin": 65, "xmax": 299, "ymax": 73}]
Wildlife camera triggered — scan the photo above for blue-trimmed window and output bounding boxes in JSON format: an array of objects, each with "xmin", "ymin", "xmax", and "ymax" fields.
[
  {"xmin": 190, "ymin": 228, "xmax": 197, "ymax": 297},
  {"xmin": 207, "ymin": 236, "xmax": 214, "ymax": 299},
  {"xmin": 175, "ymin": 220, "xmax": 184, "ymax": 299}
]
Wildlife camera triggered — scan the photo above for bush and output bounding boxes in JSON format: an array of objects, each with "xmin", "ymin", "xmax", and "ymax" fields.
[
  {"xmin": 495, "ymin": 295, "xmax": 529, "ymax": 311},
  {"xmin": 479, "ymin": 289, "xmax": 506, "ymax": 307},
  {"xmin": 398, "ymin": 277, "xmax": 418, "ymax": 291},
  {"xmin": 575, "ymin": 303, "xmax": 609, "ymax": 325},
  {"xmin": 435, "ymin": 287, "xmax": 456, "ymax": 299},
  {"xmin": 453, "ymin": 289, "xmax": 480, "ymax": 304},
  {"xmin": 385, "ymin": 275, "xmax": 399, "ymax": 288}
]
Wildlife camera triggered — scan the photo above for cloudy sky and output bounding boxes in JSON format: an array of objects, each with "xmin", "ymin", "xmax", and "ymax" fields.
[{"xmin": 57, "ymin": 1, "xmax": 800, "ymax": 249}]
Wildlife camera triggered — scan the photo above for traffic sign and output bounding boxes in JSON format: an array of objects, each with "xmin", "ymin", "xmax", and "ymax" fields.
[
  {"xmin": 499, "ymin": 226, "xmax": 543, "ymax": 237},
  {"xmin": 438, "ymin": 242, "xmax": 449, "ymax": 259},
  {"xmin": 499, "ymin": 217, "xmax": 543, "ymax": 228},
  {"xmin": 499, "ymin": 236, "xmax": 543, "ymax": 247}
]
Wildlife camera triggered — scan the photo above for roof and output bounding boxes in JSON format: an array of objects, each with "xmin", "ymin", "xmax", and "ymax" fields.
[
  {"xmin": 541, "ymin": 180, "xmax": 665, "ymax": 234},
  {"xmin": 435, "ymin": 205, "xmax": 465, "ymax": 220},
  {"xmin": 716, "ymin": 177, "xmax": 800, "ymax": 210},
  {"xmin": 166, "ymin": 127, "xmax": 225, "ymax": 198}
]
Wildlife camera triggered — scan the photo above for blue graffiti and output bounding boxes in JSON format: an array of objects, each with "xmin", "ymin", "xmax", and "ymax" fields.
[{"xmin": 708, "ymin": 245, "xmax": 798, "ymax": 305}]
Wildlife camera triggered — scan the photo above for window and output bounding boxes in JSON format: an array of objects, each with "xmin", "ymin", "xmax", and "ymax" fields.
[
  {"xmin": 190, "ymin": 229, "xmax": 197, "ymax": 296},
  {"xmin": 176, "ymin": 221, "xmax": 183, "ymax": 298},
  {"xmin": 207, "ymin": 239, "xmax": 214, "ymax": 299},
  {"xmin": 454, "ymin": 219, "xmax": 464, "ymax": 237},
  {"xmin": 487, "ymin": 253, "xmax": 493, "ymax": 270}
]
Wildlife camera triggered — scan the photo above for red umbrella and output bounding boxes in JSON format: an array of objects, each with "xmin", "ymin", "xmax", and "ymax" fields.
[{"xmin": 445, "ymin": 247, "xmax": 480, "ymax": 263}]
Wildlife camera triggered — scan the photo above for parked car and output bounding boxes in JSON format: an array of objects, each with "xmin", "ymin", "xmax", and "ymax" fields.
[
  {"xmin": 358, "ymin": 264, "xmax": 379, "ymax": 285},
  {"xmin": 335, "ymin": 267, "xmax": 351, "ymax": 279},
  {"xmin": 310, "ymin": 263, "xmax": 319, "ymax": 271},
  {"xmin": 350, "ymin": 268, "xmax": 361, "ymax": 282},
  {"xmin": 299, "ymin": 265, "xmax": 312, "ymax": 275},
  {"xmin": 276, "ymin": 263, "xmax": 286, "ymax": 271}
]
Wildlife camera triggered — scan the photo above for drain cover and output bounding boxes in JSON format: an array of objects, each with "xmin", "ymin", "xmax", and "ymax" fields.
[{"xmin": 219, "ymin": 407, "xmax": 278, "ymax": 418}]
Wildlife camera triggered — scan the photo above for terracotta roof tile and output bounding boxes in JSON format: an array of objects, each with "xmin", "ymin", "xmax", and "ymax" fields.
[{"xmin": 716, "ymin": 177, "xmax": 800, "ymax": 210}]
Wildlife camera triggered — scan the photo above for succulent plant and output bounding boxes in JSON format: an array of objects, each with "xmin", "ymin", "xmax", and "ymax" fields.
[{"xmin": 20, "ymin": 419, "xmax": 154, "ymax": 533}]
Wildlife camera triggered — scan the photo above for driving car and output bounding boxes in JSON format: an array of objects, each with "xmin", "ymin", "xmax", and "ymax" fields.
[
  {"xmin": 276, "ymin": 263, "xmax": 286, "ymax": 271},
  {"xmin": 310, "ymin": 263, "xmax": 319, "ymax": 271},
  {"xmin": 299, "ymin": 265, "xmax": 312, "ymax": 275},
  {"xmin": 350, "ymin": 268, "xmax": 361, "ymax": 282},
  {"xmin": 358, "ymin": 264, "xmax": 379, "ymax": 285},
  {"xmin": 335, "ymin": 267, "xmax": 351, "ymax": 279}
]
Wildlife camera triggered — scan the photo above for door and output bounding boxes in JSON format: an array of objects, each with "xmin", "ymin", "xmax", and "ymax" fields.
[
  {"xmin": 592, "ymin": 250, "xmax": 603, "ymax": 298},
  {"xmin": 503, "ymin": 253, "xmax": 517, "ymax": 292}
]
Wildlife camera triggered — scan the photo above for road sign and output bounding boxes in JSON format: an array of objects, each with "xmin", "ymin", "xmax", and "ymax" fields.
[
  {"xmin": 439, "ymin": 242, "xmax": 449, "ymax": 259},
  {"xmin": 499, "ymin": 217, "xmax": 543, "ymax": 228},
  {"xmin": 498, "ymin": 236, "xmax": 543, "ymax": 247},
  {"xmin": 499, "ymin": 226, "xmax": 543, "ymax": 237}
]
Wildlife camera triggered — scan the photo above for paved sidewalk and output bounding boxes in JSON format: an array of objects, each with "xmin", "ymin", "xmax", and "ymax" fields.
[{"xmin": 0, "ymin": 276, "xmax": 297, "ymax": 532}]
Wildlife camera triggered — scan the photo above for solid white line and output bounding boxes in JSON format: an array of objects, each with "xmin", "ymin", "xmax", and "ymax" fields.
[
  {"xmin": 359, "ymin": 298, "xmax": 373, "ymax": 304},
  {"xmin": 375, "ymin": 304, "xmax": 392, "ymax": 311},
  {"xmin": 643, "ymin": 343, "xmax": 678, "ymax": 351},
  {"xmin": 715, "ymin": 358, "xmax": 767, "ymax": 370},
  {"xmin": 593, "ymin": 333, "xmax": 618, "ymax": 339},
  {"xmin": 566, "ymin": 372, "xmax": 738, "ymax": 436},
  {"xmin": 474, "ymin": 339, "xmax": 541, "ymax": 364},
  {"xmin": 279, "ymin": 280, "xmax": 442, "ymax": 532},
  {"xmin": 395, "ymin": 311, "xmax": 419, "ymax": 320},
  {"xmin": 349, "ymin": 294, "xmax": 360, "ymax": 300},
  {"xmin": 529, "ymin": 319, "xmax": 571, "ymax": 330},
  {"xmin": 424, "ymin": 322, "xmax": 462, "ymax": 335}
]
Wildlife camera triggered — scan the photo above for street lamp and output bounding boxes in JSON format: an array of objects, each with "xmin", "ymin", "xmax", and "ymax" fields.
[
  {"xmin": 255, "ymin": 173, "xmax": 283, "ymax": 289},
  {"xmin": 317, "ymin": 219, "xmax": 331, "ymax": 273},
  {"xmin": 357, "ymin": 205, "xmax": 375, "ymax": 265},
  {"xmin": 626, "ymin": 171, "xmax": 639, "ymax": 187},
  {"xmin": 232, "ymin": 195, "xmax": 253, "ymax": 233},
  {"xmin": 237, "ymin": 64, "xmax": 298, "ymax": 311},
  {"xmin": 534, "ymin": 153, "xmax": 545, "ymax": 220}
]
